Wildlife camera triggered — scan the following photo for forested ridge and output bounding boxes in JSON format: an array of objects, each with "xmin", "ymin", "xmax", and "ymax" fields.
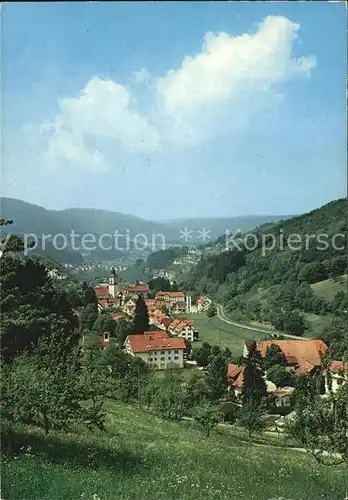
[{"xmin": 179, "ymin": 198, "xmax": 347, "ymax": 357}]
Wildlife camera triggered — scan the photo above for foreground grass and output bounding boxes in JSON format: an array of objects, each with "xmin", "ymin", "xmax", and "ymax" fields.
[{"xmin": 2, "ymin": 402, "xmax": 347, "ymax": 500}]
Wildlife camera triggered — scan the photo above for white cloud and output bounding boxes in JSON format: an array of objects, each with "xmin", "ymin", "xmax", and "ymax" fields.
[
  {"xmin": 41, "ymin": 76, "xmax": 161, "ymax": 172},
  {"xmin": 38, "ymin": 15, "xmax": 316, "ymax": 170},
  {"xmin": 155, "ymin": 16, "xmax": 316, "ymax": 142}
]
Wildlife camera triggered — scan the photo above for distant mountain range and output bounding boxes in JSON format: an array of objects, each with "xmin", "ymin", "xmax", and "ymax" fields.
[{"xmin": 0, "ymin": 197, "xmax": 293, "ymax": 263}]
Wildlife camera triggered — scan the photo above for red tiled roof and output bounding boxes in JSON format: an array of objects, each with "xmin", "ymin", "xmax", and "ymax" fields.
[
  {"xmin": 126, "ymin": 284, "xmax": 149, "ymax": 293},
  {"xmin": 330, "ymin": 360, "xmax": 348, "ymax": 374},
  {"xmin": 162, "ymin": 317, "xmax": 173, "ymax": 327},
  {"xmin": 126, "ymin": 332, "xmax": 185, "ymax": 353},
  {"xmin": 254, "ymin": 340, "xmax": 327, "ymax": 373},
  {"xmin": 112, "ymin": 313, "xmax": 125, "ymax": 320},
  {"xmin": 94, "ymin": 287, "xmax": 109, "ymax": 297},
  {"xmin": 228, "ymin": 363, "xmax": 243, "ymax": 379},
  {"xmin": 273, "ymin": 388, "xmax": 294, "ymax": 397},
  {"xmin": 156, "ymin": 291, "xmax": 185, "ymax": 298}
]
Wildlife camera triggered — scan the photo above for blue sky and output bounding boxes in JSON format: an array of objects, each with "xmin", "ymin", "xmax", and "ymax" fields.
[{"xmin": 2, "ymin": 2, "xmax": 346, "ymax": 220}]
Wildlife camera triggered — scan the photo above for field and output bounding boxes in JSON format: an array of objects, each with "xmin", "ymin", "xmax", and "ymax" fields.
[
  {"xmin": 311, "ymin": 274, "xmax": 347, "ymax": 301},
  {"xmin": 175, "ymin": 313, "xmax": 261, "ymax": 356},
  {"xmin": 2, "ymin": 402, "xmax": 347, "ymax": 500}
]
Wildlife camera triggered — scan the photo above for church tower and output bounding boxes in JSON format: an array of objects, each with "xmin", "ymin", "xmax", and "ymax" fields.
[{"xmin": 108, "ymin": 267, "xmax": 119, "ymax": 299}]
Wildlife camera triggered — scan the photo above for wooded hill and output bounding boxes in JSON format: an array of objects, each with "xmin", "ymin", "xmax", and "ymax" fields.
[{"xmin": 179, "ymin": 198, "xmax": 347, "ymax": 358}]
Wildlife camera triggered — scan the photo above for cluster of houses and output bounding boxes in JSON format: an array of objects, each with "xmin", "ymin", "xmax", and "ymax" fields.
[
  {"xmin": 88, "ymin": 269, "xmax": 347, "ymax": 400},
  {"xmin": 228, "ymin": 339, "xmax": 347, "ymax": 408}
]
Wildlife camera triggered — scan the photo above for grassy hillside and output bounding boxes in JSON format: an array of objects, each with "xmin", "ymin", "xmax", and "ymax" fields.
[
  {"xmin": 179, "ymin": 198, "xmax": 347, "ymax": 344},
  {"xmin": 175, "ymin": 313, "xmax": 261, "ymax": 354},
  {"xmin": 2, "ymin": 402, "xmax": 347, "ymax": 500},
  {"xmin": 311, "ymin": 274, "xmax": 347, "ymax": 300}
]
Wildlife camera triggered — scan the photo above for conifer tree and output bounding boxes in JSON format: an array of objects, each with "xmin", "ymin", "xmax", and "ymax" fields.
[
  {"xmin": 133, "ymin": 295, "xmax": 150, "ymax": 333},
  {"xmin": 241, "ymin": 341, "xmax": 267, "ymax": 406}
]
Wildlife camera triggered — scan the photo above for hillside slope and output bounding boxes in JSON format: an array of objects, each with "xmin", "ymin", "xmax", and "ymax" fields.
[
  {"xmin": 179, "ymin": 198, "xmax": 347, "ymax": 346},
  {"xmin": 1, "ymin": 198, "xmax": 291, "ymax": 245},
  {"xmin": 2, "ymin": 402, "xmax": 346, "ymax": 500}
]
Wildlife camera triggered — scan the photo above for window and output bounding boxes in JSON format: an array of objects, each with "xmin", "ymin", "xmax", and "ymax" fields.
[
  {"xmin": 174, "ymin": 356, "xmax": 179, "ymax": 360},
  {"xmin": 160, "ymin": 363, "xmax": 165, "ymax": 368},
  {"xmin": 168, "ymin": 357, "xmax": 171, "ymax": 361},
  {"xmin": 161, "ymin": 351, "xmax": 165, "ymax": 355},
  {"xmin": 161, "ymin": 357, "xmax": 165, "ymax": 361},
  {"xmin": 149, "ymin": 358, "xmax": 153, "ymax": 362},
  {"xmin": 174, "ymin": 350, "xmax": 179, "ymax": 354},
  {"xmin": 104, "ymin": 332, "xmax": 109, "ymax": 341}
]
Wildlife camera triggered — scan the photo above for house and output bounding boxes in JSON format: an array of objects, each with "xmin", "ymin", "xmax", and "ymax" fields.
[
  {"xmin": 155, "ymin": 291, "xmax": 185, "ymax": 305},
  {"xmin": 227, "ymin": 363, "xmax": 277, "ymax": 396},
  {"xmin": 94, "ymin": 286, "xmax": 110, "ymax": 301},
  {"xmin": 123, "ymin": 297, "xmax": 137, "ymax": 316},
  {"xmin": 273, "ymin": 387, "xmax": 295, "ymax": 408},
  {"xmin": 196, "ymin": 296, "xmax": 211, "ymax": 312},
  {"xmin": 168, "ymin": 318, "xmax": 198, "ymax": 342},
  {"xmin": 243, "ymin": 339, "xmax": 328, "ymax": 375},
  {"xmin": 325, "ymin": 361, "xmax": 348, "ymax": 393},
  {"xmin": 83, "ymin": 331, "xmax": 110, "ymax": 350},
  {"xmin": 126, "ymin": 283, "xmax": 149, "ymax": 299},
  {"xmin": 124, "ymin": 331, "xmax": 186, "ymax": 369}
]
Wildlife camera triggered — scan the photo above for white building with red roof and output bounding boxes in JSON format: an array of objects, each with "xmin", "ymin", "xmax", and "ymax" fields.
[{"xmin": 124, "ymin": 331, "xmax": 185, "ymax": 369}]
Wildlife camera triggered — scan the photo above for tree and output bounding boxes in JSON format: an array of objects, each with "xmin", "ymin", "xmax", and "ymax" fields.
[
  {"xmin": 1, "ymin": 254, "xmax": 79, "ymax": 362},
  {"xmin": 133, "ymin": 295, "xmax": 150, "ymax": 333},
  {"xmin": 115, "ymin": 318, "xmax": 133, "ymax": 347},
  {"xmin": 1, "ymin": 339, "xmax": 108, "ymax": 435},
  {"xmin": 93, "ymin": 312, "xmax": 116, "ymax": 337},
  {"xmin": 193, "ymin": 404, "xmax": 222, "ymax": 437},
  {"xmin": 267, "ymin": 365, "xmax": 294, "ymax": 388},
  {"xmin": 192, "ymin": 342, "xmax": 211, "ymax": 368},
  {"xmin": 222, "ymin": 347, "xmax": 232, "ymax": 361},
  {"xmin": 207, "ymin": 304, "xmax": 217, "ymax": 318},
  {"xmin": 264, "ymin": 344, "xmax": 287, "ymax": 370},
  {"xmin": 184, "ymin": 372, "xmax": 209, "ymax": 409},
  {"xmin": 149, "ymin": 371, "xmax": 186, "ymax": 421},
  {"xmin": 80, "ymin": 303, "xmax": 98, "ymax": 333},
  {"xmin": 205, "ymin": 353, "xmax": 228, "ymax": 402},
  {"xmin": 83, "ymin": 286, "xmax": 98, "ymax": 307},
  {"xmin": 287, "ymin": 377, "xmax": 348, "ymax": 467},
  {"xmin": 283, "ymin": 311, "xmax": 307, "ymax": 336},
  {"xmin": 241, "ymin": 341, "xmax": 267, "ymax": 406},
  {"xmin": 237, "ymin": 400, "xmax": 267, "ymax": 438}
]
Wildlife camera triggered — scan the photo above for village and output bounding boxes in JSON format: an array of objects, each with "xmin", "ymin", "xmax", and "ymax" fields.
[{"xmin": 87, "ymin": 268, "xmax": 347, "ymax": 420}]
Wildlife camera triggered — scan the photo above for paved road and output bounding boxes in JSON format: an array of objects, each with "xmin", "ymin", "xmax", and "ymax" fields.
[{"xmin": 215, "ymin": 304, "xmax": 310, "ymax": 341}]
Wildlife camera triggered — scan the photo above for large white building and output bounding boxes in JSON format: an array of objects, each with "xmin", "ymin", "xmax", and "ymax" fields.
[{"xmin": 124, "ymin": 331, "xmax": 185, "ymax": 370}]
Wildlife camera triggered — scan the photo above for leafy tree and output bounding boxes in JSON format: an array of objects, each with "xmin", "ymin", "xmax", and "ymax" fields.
[
  {"xmin": 207, "ymin": 304, "xmax": 217, "ymax": 317},
  {"xmin": 133, "ymin": 295, "xmax": 150, "ymax": 333},
  {"xmin": 115, "ymin": 318, "xmax": 133, "ymax": 347},
  {"xmin": 287, "ymin": 376, "xmax": 348, "ymax": 466},
  {"xmin": 192, "ymin": 342, "xmax": 211, "ymax": 368},
  {"xmin": 205, "ymin": 353, "xmax": 228, "ymax": 402},
  {"xmin": 264, "ymin": 344, "xmax": 287, "ymax": 370},
  {"xmin": 80, "ymin": 303, "xmax": 98, "ymax": 333},
  {"xmin": 93, "ymin": 312, "xmax": 116, "ymax": 337},
  {"xmin": 237, "ymin": 400, "xmax": 267, "ymax": 438},
  {"xmin": 184, "ymin": 372, "xmax": 209, "ymax": 409},
  {"xmin": 241, "ymin": 341, "xmax": 267, "ymax": 406},
  {"xmin": 1, "ymin": 339, "xmax": 108, "ymax": 435},
  {"xmin": 148, "ymin": 371, "xmax": 186, "ymax": 421},
  {"xmin": 193, "ymin": 403, "xmax": 222, "ymax": 437},
  {"xmin": 266, "ymin": 365, "xmax": 294, "ymax": 388},
  {"xmin": 1, "ymin": 254, "xmax": 79, "ymax": 362},
  {"xmin": 83, "ymin": 286, "xmax": 98, "ymax": 307},
  {"xmin": 283, "ymin": 311, "xmax": 307, "ymax": 336},
  {"xmin": 222, "ymin": 347, "xmax": 232, "ymax": 361}
]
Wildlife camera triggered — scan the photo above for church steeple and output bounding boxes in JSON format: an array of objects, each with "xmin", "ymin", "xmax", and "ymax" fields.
[{"xmin": 108, "ymin": 267, "xmax": 118, "ymax": 298}]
